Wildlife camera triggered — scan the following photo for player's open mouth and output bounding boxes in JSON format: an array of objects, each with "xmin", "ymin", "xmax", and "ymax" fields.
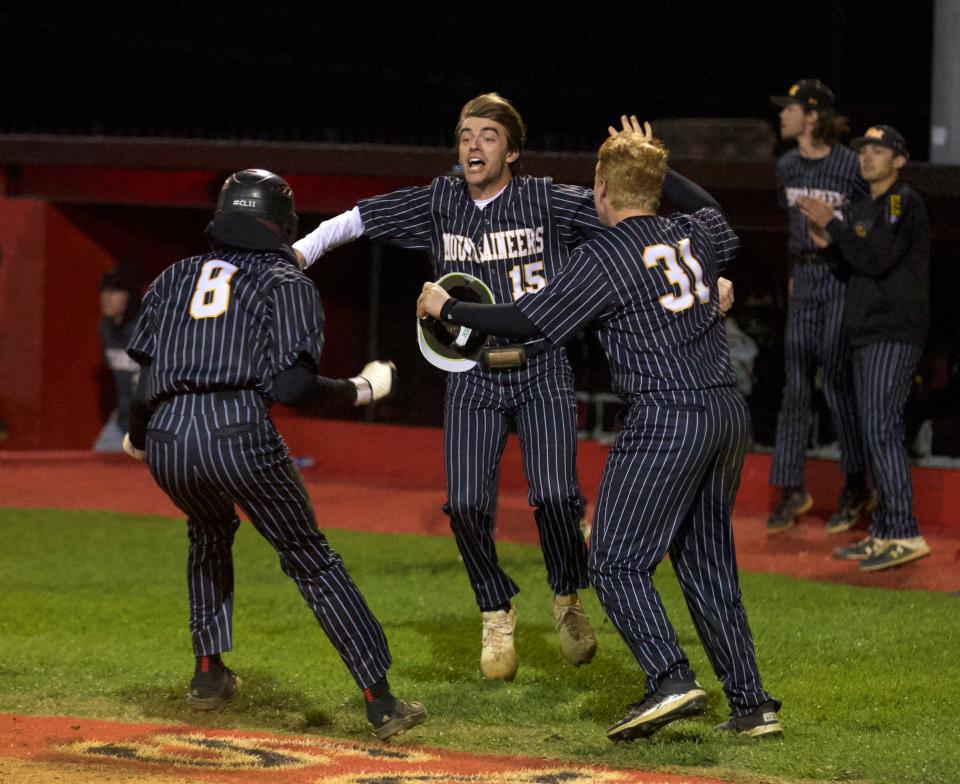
[{"xmin": 466, "ymin": 158, "xmax": 485, "ymax": 172}]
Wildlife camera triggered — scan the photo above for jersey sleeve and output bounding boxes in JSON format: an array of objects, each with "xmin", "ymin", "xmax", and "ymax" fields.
[
  {"xmin": 293, "ymin": 207, "xmax": 364, "ymax": 269},
  {"xmin": 357, "ymin": 183, "xmax": 435, "ymax": 251},
  {"xmin": 551, "ymin": 182, "xmax": 604, "ymax": 248},
  {"xmin": 126, "ymin": 281, "xmax": 159, "ymax": 365},
  {"xmin": 687, "ymin": 207, "xmax": 740, "ymax": 271},
  {"xmin": 269, "ymin": 277, "xmax": 325, "ymax": 374},
  {"xmin": 515, "ymin": 246, "xmax": 616, "ymax": 345}
]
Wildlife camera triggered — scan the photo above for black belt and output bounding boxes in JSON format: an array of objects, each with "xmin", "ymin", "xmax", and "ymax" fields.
[
  {"xmin": 480, "ymin": 340, "xmax": 551, "ymax": 370},
  {"xmin": 790, "ymin": 252, "xmax": 829, "ymax": 265},
  {"xmin": 157, "ymin": 388, "xmax": 260, "ymax": 405}
]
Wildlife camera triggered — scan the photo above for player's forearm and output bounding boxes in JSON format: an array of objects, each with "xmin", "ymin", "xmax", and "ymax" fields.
[
  {"xmin": 438, "ymin": 300, "xmax": 541, "ymax": 340},
  {"xmin": 292, "ymin": 207, "xmax": 364, "ymax": 269},
  {"xmin": 127, "ymin": 369, "xmax": 151, "ymax": 449},
  {"xmin": 272, "ymin": 362, "xmax": 358, "ymax": 406},
  {"xmin": 663, "ymin": 169, "xmax": 720, "ymax": 212}
]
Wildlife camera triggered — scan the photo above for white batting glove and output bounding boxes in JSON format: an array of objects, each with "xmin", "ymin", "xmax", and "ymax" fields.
[
  {"xmin": 122, "ymin": 433, "xmax": 146, "ymax": 461},
  {"xmin": 350, "ymin": 361, "xmax": 396, "ymax": 405}
]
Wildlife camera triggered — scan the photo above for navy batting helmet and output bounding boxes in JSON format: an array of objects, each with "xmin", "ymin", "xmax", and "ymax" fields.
[
  {"xmin": 207, "ymin": 169, "xmax": 299, "ymax": 250},
  {"xmin": 417, "ymin": 272, "xmax": 495, "ymax": 372}
]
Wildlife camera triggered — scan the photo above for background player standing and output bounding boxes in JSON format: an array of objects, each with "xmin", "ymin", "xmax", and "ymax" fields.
[
  {"xmin": 799, "ymin": 125, "xmax": 931, "ymax": 571},
  {"xmin": 767, "ymin": 79, "xmax": 871, "ymax": 535},
  {"xmin": 418, "ymin": 120, "xmax": 781, "ymax": 740},
  {"xmin": 294, "ymin": 93, "xmax": 598, "ymax": 681},
  {"xmin": 123, "ymin": 169, "xmax": 426, "ymax": 740},
  {"xmin": 93, "ymin": 266, "xmax": 142, "ymax": 452}
]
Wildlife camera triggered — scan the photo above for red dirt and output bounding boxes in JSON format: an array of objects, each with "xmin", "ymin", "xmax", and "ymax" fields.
[
  {"xmin": 1, "ymin": 446, "xmax": 957, "ymax": 593},
  {"xmin": 0, "ymin": 713, "xmax": 727, "ymax": 784}
]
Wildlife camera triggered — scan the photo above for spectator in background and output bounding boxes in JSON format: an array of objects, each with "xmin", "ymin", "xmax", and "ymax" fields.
[
  {"xmin": 766, "ymin": 79, "xmax": 872, "ymax": 536},
  {"xmin": 799, "ymin": 124, "xmax": 931, "ymax": 572},
  {"xmin": 92, "ymin": 266, "xmax": 142, "ymax": 452}
]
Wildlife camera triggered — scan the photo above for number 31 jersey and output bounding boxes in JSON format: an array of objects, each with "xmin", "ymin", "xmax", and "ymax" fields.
[
  {"xmin": 516, "ymin": 207, "xmax": 740, "ymax": 395},
  {"xmin": 127, "ymin": 249, "xmax": 324, "ymax": 406}
]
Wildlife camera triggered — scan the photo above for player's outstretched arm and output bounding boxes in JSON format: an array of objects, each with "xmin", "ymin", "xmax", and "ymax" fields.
[
  {"xmin": 293, "ymin": 207, "xmax": 365, "ymax": 270},
  {"xmin": 273, "ymin": 355, "xmax": 396, "ymax": 407}
]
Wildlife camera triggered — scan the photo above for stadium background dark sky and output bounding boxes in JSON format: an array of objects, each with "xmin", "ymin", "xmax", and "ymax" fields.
[{"xmin": 1, "ymin": 1, "xmax": 935, "ymax": 158}]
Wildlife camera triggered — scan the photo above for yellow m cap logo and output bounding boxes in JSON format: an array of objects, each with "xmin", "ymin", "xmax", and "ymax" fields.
[
  {"xmin": 866, "ymin": 127, "xmax": 885, "ymax": 139},
  {"xmin": 788, "ymin": 84, "xmax": 799, "ymax": 96}
]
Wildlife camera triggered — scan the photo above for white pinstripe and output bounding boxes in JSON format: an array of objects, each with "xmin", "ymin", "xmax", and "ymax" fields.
[
  {"xmin": 771, "ymin": 144, "xmax": 868, "ymax": 488},
  {"xmin": 130, "ymin": 250, "xmax": 393, "ymax": 689},
  {"xmin": 359, "ymin": 175, "xmax": 599, "ymax": 609},
  {"xmin": 852, "ymin": 342, "xmax": 922, "ymax": 540},
  {"xmin": 513, "ymin": 209, "xmax": 777, "ymax": 715},
  {"xmin": 770, "ymin": 264, "xmax": 865, "ymax": 486}
]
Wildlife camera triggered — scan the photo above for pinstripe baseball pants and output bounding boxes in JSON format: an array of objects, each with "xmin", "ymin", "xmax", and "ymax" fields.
[
  {"xmin": 771, "ymin": 263, "xmax": 865, "ymax": 487},
  {"xmin": 443, "ymin": 351, "xmax": 589, "ymax": 611},
  {"xmin": 852, "ymin": 342, "xmax": 923, "ymax": 540},
  {"xmin": 145, "ymin": 390, "xmax": 392, "ymax": 689},
  {"xmin": 588, "ymin": 387, "xmax": 774, "ymax": 715}
]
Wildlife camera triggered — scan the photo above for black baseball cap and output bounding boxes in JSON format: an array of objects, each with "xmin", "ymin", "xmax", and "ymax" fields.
[
  {"xmin": 770, "ymin": 79, "xmax": 835, "ymax": 111},
  {"xmin": 850, "ymin": 124, "xmax": 909, "ymax": 158}
]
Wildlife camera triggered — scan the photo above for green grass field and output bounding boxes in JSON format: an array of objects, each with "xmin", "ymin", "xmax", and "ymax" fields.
[{"xmin": 1, "ymin": 507, "xmax": 957, "ymax": 783}]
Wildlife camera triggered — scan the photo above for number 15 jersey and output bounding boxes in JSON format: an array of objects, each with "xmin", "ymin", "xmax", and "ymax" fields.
[{"xmin": 358, "ymin": 175, "xmax": 602, "ymax": 319}]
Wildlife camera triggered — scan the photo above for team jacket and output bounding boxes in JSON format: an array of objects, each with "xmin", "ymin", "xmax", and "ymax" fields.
[{"xmin": 825, "ymin": 181, "xmax": 930, "ymax": 348}]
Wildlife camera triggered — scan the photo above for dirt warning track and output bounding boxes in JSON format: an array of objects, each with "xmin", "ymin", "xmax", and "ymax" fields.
[{"xmin": 0, "ymin": 713, "xmax": 729, "ymax": 784}]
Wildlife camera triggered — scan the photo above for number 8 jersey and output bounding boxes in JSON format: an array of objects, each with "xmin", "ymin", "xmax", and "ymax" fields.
[
  {"xmin": 358, "ymin": 175, "xmax": 601, "ymax": 347},
  {"xmin": 128, "ymin": 249, "xmax": 323, "ymax": 405}
]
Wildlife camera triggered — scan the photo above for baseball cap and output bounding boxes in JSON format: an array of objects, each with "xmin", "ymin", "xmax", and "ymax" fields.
[
  {"xmin": 770, "ymin": 79, "xmax": 836, "ymax": 111},
  {"xmin": 850, "ymin": 124, "xmax": 909, "ymax": 158}
]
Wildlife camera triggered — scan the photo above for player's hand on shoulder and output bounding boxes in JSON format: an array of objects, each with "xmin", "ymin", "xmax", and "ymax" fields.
[
  {"xmin": 122, "ymin": 433, "xmax": 146, "ymax": 461},
  {"xmin": 351, "ymin": 360, "xmax": 397, "ymax": 406},
  {"xmin": 608, "ymin": 114, "xmax": 653, "ymax": 141},
  {"xmin": 294, "ymin": 248, "xmax": 307, "ymax": 270}
]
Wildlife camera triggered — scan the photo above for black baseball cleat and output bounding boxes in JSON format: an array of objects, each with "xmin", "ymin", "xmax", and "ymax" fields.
[
  {"xmin": 715, "ymin": 699, "xmax": 783, "ymax": 738},
  {"xmin": 606, "ymin": 676, "xmax": 707, "ymax": 741},
  {"xmin": 766, "ymin": 489, "xmax": 813, "ymax": 535},
  {"xmin": 187, "ymin": 655, "xmax": 241, "ymax": 712},
  {"xmin": 369, "ymin": 698, "xmax": 428, "ymax": 740},
  {"xmin": 825, "ymin": 486, "xmax": 875, "ymax": 534}
]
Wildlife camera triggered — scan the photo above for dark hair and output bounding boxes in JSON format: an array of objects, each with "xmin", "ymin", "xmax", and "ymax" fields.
[{"xmin": 810, "ymin": 109, "xmax": 850, "ymax": 145}]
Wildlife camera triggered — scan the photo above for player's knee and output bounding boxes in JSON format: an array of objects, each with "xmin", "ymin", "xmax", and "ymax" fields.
[
  {"xmin": 443, "ymin": 495, "xmax": 489, "ymax": 527},
  {"xmin": 529, "ymin": 488, "xmax": 579, "ymax": 517}
]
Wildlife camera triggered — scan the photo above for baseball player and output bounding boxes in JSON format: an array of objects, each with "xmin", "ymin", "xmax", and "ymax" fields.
[
  {"xmin": 767, "ymin": 79, "xmax": 871, "ymax": 535},
  {"xmin": 418, "ymin": 120, "xmax": 781, "ymax": 740},
  {"xmin": 294, "ymin": 93, "xmax": 599, "ymax": 681},
  {"xmin": 799, "ymin": 125, "xmax": 931, "ymax": 571},
  {"xmin": 122, "ymin": 169, "xmax": 426, "ymax": 740}
]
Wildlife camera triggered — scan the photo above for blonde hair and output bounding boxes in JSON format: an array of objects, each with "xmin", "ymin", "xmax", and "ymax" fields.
[
  {"xmin": 597, "ymin": 132, "xmax": 669, "ymax": 212},
  {"xmin": 455, "ymin": 92, "xmax": 527, "ymax": 155}
]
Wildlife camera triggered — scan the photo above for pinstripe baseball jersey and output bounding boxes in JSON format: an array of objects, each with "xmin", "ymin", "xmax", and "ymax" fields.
[
  {"xmin": 777, "ymin": 145, "xmax": 867, "ymax": 254},
  {"xmin": 359, "ymin": 175, "xmax": 601, "ymax": 346},
  {"xmin": 515, "ymin": 208, "xmax": 738, "ymax": 394},
  {"xmin": 129, "ymin": 249, "xmax": 322, "ymax": 404}
]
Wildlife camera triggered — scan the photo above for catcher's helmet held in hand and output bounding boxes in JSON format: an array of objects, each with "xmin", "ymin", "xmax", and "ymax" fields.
[
  {"xmin": 418, "ymin": 272, "xmax": 495, "ymax": 372},
  {"xmin": 207, "ymin": 169, "xmax": 299, "ymax": 250}
]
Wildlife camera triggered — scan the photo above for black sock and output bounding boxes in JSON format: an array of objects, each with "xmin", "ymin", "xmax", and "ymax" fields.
[
  {"xmin": 363, "ymin": 677, "xmax": 392, "ymax": 703},
  {"xmin": 363, "ymin": 678, "xmax": 396, "ymax": 724},
  {"xmin": 783, "ymin": 486, "xmax": 803, "ymax": 498},
  {"xmin": 196, "ymin": 653, "xmax": 223, "ymax": 672}
]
